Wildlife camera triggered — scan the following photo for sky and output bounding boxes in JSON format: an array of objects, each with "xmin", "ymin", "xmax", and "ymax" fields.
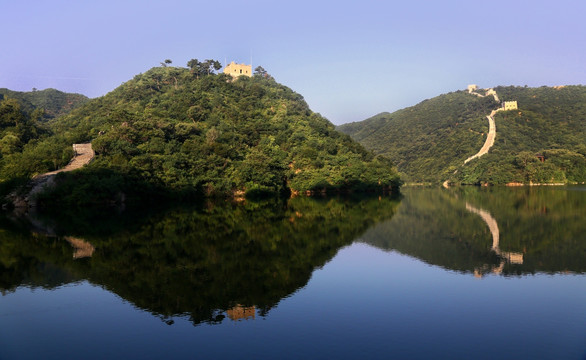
[{"xmin": 1, "ymin": 0, "xmax": 585, "ymax": 125}]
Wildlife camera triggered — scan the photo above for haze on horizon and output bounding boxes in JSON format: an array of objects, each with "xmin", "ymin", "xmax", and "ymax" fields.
[{"xmin": 2, "ymin": 0, "xmax": 585, "ymax": 125}]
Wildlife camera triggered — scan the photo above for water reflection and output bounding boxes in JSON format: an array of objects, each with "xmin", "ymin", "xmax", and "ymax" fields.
[
  {"xmin": 0, "ymin": 196, "xmax": 400, "ymax": 325},
  {"xmin": 63, "ymin": 237, "xmax": 95, "ymax": 259},
  {"xmin": 226, "ymin": 305, "xmax": 256, "ymax": 321},
  {"xmin": 1, "ymin": 186, "xmax": 584, "ymax": 327},
  {"xmin": 361, "ymin": 186, "xmax": 586, "ymax": 276},
  {"xmin": 465, "ymin": 202, "xmax": 523, "ymax": 277}
]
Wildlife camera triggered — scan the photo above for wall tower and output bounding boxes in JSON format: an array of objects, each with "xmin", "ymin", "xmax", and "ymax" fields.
[{"xmin": 223, "ymin": 61, "xmax": 252, "ymax": 77}]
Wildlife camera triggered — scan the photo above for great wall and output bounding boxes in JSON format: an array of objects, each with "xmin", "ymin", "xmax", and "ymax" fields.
[
  {"xmin": 5, "ymin": 143, "xmax": 94, "ymax": 209},
  {"xmin": 464, "ymin": 85, "xmax": 501, "ymax": 164},
  {"xmin": 443, "ymin": 86, "xmax": 517, "ymax": 188},
  {"xmin": 464, "ymin": 108, "xmax": 498, "ymax": 164}
]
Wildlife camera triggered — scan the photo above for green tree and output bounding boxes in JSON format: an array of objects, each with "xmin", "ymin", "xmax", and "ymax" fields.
[
  {"xmin": 254, "ymin": 66, "xmax": 268, "ymax": 77},
  {"xmin": 187, "ymin": 58, "xmax": 222, "ymax": 78},
  {"xmin": 0, "ymin": 98, "xmax": 25, "ymax": 127}
]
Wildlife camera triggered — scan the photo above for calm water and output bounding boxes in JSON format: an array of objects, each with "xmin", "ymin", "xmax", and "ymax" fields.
[{"xmin": 1, "ymin": 187, "xmax": 585, "ymax": 359}]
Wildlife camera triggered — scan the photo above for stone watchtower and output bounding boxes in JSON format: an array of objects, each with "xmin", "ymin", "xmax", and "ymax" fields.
[
  {"xmin": 502, "ymin": 101, "xmax": 518, "ymax": 111},
  {"xmin": 223, "ymin": 61, "xmax": 252, "ymax": 77}
]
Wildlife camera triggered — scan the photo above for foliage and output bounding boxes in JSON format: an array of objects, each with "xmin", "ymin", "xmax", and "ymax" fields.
[
  {"xmin": 186, "ymin": 58, "xmax": 222, "ymax": 78},
  {"xmin": 339, "ymin": 86, "xmax": 586, "ymax": 184},
  {"xmin": 0, "ymin": 95, "xmax": 77, "ymax": 191},
  {"xmin": 455, "ymin": 86, "xmax": 586, "ymax": 184},
  {"xmin": 33, "ymin": 164, "xmax": 173, "ymax": 209},
  {"xmin": 36, "ymin": 62, "xmax": 401, "ymax": 201},
  {"xmin": 338, "ymin": 91, "xmax": 497, "ymax": 182}
]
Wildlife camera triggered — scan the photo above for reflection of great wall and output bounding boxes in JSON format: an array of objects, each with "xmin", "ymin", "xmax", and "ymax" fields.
[
  {"xmin": 465, "ymin": 202, "xmax": 523, "ymax": 277},
  {"xmin": 18, "ymin": 211, "xmax": 95, "ymax": 259},
  {"xmin": 226, "ymin": 305, "xmax": 256, "ymax": 321},
  {"xmin": 63, "ymin": 236, "xmax": 95, "ymax": 259}
]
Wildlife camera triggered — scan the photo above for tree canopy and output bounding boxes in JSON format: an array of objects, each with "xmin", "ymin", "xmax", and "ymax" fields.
[
  {"xmin": 2, "ymin": 60, "xmax": 401, "ymax": 207},
  {"xmin": 338, "ymin": 86, "xmax": 586, "ymax": 185}
]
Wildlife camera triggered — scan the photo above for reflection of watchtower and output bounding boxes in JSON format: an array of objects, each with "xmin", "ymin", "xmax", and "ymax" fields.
[
  {"xmin": 223, "ymin": 61, "xmax": 252, "ymax": 77},
  {"xmin": 226, "ymin": 305, "xmax": 256, "ymax": 321}
]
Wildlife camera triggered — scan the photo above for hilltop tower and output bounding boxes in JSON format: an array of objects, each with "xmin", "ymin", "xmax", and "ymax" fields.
[{"xmin": 223, "ymin": 61, "xmax": 252, "ymax": 77}]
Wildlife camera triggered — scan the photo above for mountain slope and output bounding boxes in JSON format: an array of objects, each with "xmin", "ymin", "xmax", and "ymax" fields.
[
  {"xmin": 338, "ymin": 86, "xmax": 586, "ymax": 184},
  {"xmin": 338, "ymin": 91, "xmax": 498, "ymax": 182},
  {"xmin": 0, "ymin": 91, "xmax": 80, "ymax": 187},
  {"xmin": 14, "ymin": 65, "xmax": 400, "ymax": 205}
]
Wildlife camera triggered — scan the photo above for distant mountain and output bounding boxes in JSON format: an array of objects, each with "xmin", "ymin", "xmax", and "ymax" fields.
[
  {"xmin": 338, "ymin": 86, "xmax": 586, "ymax": 184},
  {"xmin": 2, "ymin": 64, "xmax": 401, "ymax": 206},
  {"xmin": 0, "ymin": 88, "xmax": 88, "ymax": 120}
]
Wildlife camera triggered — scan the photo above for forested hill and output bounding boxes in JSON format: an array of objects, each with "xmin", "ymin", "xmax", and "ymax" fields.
[
  {"xmin": 0, "ymin": 88, "xmax": 89, "ymax": 189},
  {"xmin": 2, "ymin": 64, "xmax": 400, "ymax": 205},
  {"xmin": 337, "ymin": 91, "xmax": 498, "ymax": 182},
  {"xmin": 338, "ymin": 86, "xmax": 586, "ymax": 184},
  {"xmin": 0, "ymin": 88, "xmax": 88, "ymax": 120}
]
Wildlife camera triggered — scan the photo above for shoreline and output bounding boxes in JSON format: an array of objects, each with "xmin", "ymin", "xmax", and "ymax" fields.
[{"xmin": 506, "ymin": 182, "xmax": 567, "ymax": 187}]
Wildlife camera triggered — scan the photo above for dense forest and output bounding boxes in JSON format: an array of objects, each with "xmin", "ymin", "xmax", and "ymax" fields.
[
  {"xmin": 0, "ymin": 89, "xmax": 85, "ymax": 195},
  {"xmin": 338, "ymin": 86, "xmax": 586, "ymax": 184},
  {"xmin": 1, "ymin": 62, "xmax": 401, "ymax": 207},
  {"xmin": 456, "ymin": 86, "xmax": 586, "ymax": 184}
]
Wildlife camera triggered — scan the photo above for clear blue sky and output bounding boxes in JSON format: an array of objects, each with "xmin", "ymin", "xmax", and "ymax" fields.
[{"xmin": 2, "ymin": 0, "xmax": 585, "ymax": 125}]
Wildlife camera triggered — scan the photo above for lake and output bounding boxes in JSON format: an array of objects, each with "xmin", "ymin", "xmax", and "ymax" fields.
[{"xmin": 1, "ymin": 187, "xmax": 585, "ymax": 359}]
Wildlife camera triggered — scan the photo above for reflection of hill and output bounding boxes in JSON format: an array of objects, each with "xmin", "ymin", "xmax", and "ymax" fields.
[
  {"xmin": 0, "ymin": 196, "xmax": 400, "ymax": 324},
  {"xmin": 361, "ymin": 187, "xmax": 586, "ymax": 275},
  {"xmin": 360, "ymin": 189, "xmax": 498, "ymax": 272},
  {"xmin": 0, "ymin": 217, "xmax": 81, "ymax": 292}
]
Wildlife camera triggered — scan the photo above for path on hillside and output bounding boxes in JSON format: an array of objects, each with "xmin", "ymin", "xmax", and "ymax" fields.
[
  {"xmin": 444, "ymin": 88, "xmax": 500, "ymax": 187},
  {"xmin": 14, "ymin": 143, "xmax": 94, "ymax": 208},
  {"xmin": 464, "ymin": 109, "xmax": 499, "ymax": 164},
  {"xmin": 40, "ymin": 143, "xmax": 95, "ymax": 177}
]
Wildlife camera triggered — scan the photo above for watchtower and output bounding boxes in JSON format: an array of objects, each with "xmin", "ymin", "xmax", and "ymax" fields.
[
  {"xmin": 502, "ymin": 101, "xmax": 518, "ymax": 111},
  {"xmin": 223, "ymin": 61, "xmax": 252, "ymax": 77}
]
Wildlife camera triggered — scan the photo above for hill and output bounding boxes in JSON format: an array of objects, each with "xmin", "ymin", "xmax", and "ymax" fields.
[
  {"xmin": 0, "ymin": 91, "xmax": 80, "ymax": 192},
  {"xmin": 338, "ymin": 85, "xmax": 586, "ymax": 184},
  {"xmin": 0, "ymin": 88, "xmax": 88, "ymax": 120},
  {"xmin": 0, "ymin": 88, "xmax": 89, "ymax": 192},
  {"xmin": 2, "ymin": 62, "xmax": 401, "ymax": 206}
]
